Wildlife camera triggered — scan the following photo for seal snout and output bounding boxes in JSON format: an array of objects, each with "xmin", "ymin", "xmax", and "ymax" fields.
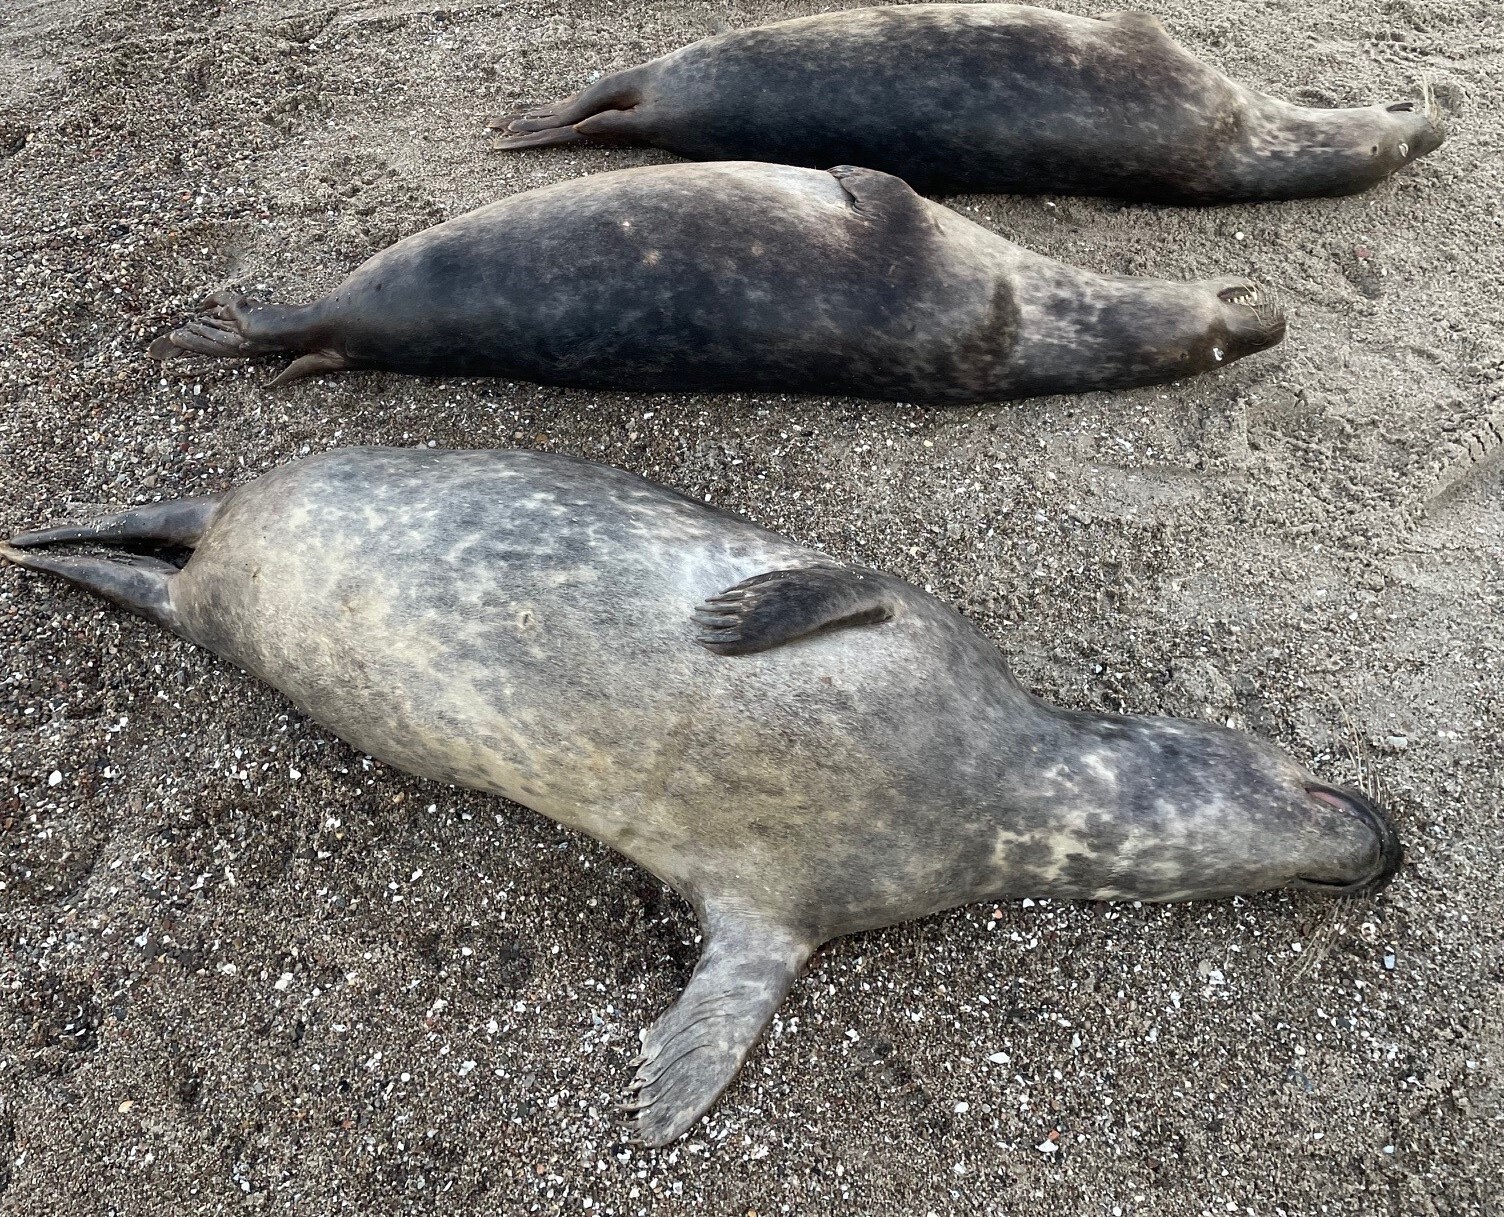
[
  {"xmin": 1374, "ymin": 95, "xmax": 1447, "ymax": 164},
  {"xmin": 1297, "ymin": 785, "xmax": 1404, "ymax": 895},
  {"xmin": 1213, "ymin": 278, "xmax": 1286, "ymax": 357}
]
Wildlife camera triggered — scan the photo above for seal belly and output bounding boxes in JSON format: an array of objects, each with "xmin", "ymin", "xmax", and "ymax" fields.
[{"xmin": 169, "ymin": 449, "xmax": 970, "ymax": 909}]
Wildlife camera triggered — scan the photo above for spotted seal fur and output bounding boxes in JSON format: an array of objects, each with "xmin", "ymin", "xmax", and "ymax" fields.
[
  {"xmin": 147, "ymin": 162, "xmax": 1283, "ymax": 398},
  {"xmin": 491, "ymin": 5, "xmax": 1445, "ymax": 202},
  {"xmin": 2, "ymin": 447, "xmax": 1401, "ymax": 1145}
]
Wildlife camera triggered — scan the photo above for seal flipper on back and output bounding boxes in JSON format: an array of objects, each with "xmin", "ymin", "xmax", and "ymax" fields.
[
  {"xmin": 2, "ymin": 496, "xmax": 221, "ymax": 630},
  {"xmin": 627, "ymin": 905, "xmax": 813, "ymax": 1146},
  {"xmin": 693, "ymin": 565, "xmax": 899, "ymax": 655}
]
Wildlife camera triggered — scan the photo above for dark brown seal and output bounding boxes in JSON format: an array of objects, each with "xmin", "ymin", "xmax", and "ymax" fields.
[
  {"xmin": 490, "ymin": 5, "xmax": 1445, "ymax": 202},
  {"xmin": 4, "ymin": 447, "xmax": 1401, "ymax": 1146},
  {"xmin": 148, "ymin": 162, "xmax": 1283, "ymax": 398}
]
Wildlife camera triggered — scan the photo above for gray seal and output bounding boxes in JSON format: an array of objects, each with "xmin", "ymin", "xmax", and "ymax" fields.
[
  {"xmin": 3, "ymin": 447, "xmax": 1400, "ymax": 1145},
  {"xmin": 147, "ymin": 161, "xmax": 1284, "ymax": 397},
  {"xmin": 490, "ymin": 5, "xmax": 1446, "ymax": 202}
]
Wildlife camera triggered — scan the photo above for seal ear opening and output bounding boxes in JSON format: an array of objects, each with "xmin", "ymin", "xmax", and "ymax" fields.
[{"xmin": 692, "ymin": 565, "xmax": 898, "ymax": 655}]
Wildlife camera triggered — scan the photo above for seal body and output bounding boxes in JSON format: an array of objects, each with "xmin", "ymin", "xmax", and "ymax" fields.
[
  {"xmin": 148, "ymin": 162, "xmax": 1284, "ymax": 399},
  {"xmin": 491, "ymin": 5, "xmax": 1445, "ymax": 202},
  {"xmin": 4, "ymin": 448, "xmax": 1400, "ymax": 1145}
]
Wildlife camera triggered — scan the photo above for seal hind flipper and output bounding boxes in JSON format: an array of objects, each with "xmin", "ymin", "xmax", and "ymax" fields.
[
  {"xmin": 1, "ymin": 544, "xmax": 179, "ymax": 629},
  {"xmin": 693, "ymin": 565, "xmax": 898, "ymax": 655},
  {"xmin": 3, "ymin": 497, "xmax": 222, "ymax": 629},
  {"xmin": 150, "ymin": 289, "xmax": 331, "ymax": 382},
  {"xmin": 267, "ymin": 350, "xmax": 352, "ymax": 387},
  {"xmin": 626, "ymin": 909, "xmax": 812, "ymax": 1146},
  {"xmin": 9, "ymin": 497, "xmax": 221, "ymax": 550},
  {"xmin": 487, "ymin": 68, "xmax": 647, "ymax": 149}
]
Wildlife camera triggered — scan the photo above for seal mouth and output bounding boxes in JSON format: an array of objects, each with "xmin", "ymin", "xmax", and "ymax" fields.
[
  {"xmin": 1293, "ymin": 784, "xmax": 1404, "ymax": 896},
  {"xmin": 1380, "ymin": 87, "xmax": 1447, "ymax": 160},
  {"xmin": 1216, "ymin": 280, "xmax": 1286, "ymax": 352}
]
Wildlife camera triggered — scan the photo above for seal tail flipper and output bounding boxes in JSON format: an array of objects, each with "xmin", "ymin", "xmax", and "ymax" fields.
[
  {"xmin": 150, "ymin": 288, "xmax": 346, "ymax": 384},
  {"xmin": 487, "ymin": 68, "xmax": 647, "ymax": 149},
  {"xmin": 693, "ymin": 565, "xmax": 899, "ymax": 655},
  {"xmin": 1, "ymin": 544, "xmax": 179, "ymax": 629},
  {"xmin": 625, "ymin": 908, "xmax": 813, "ymax": 1147},
  {"xmin": 9, "ymin": 497, "xmax": 222, "ymax": 550}
]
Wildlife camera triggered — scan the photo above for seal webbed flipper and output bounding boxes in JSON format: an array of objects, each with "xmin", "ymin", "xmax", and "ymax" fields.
[
  {"xmin": 1, "ymin": 544, "xmax": 179, "ymax": 629},
  {"xmin": 9, "ymin": 497, "xmax": 221, "ymax": 550},
  {"xmin": 627, "ymin": 907, "xmax": 812, "ymax": 1146},
  {"xmin": 826, "ymin": 164, "xmax": 922, "ymax": 219},
  {"xmin": 150, "ymin": 289, "xmax": 331, "ymax": 381},
  {"xmin": 487, "ymin": 68, "xmax": 647, "ymax": 149},
  {"xmin": 694, "ymin": 565, "xmax": 898, "ymax": 656},
  {"xmin": 1093, "ymin": 10, "xmax": 1169, "ymax": 35},
  {"xmin": 267, "ymin": 350, "xmax": 351, "ymax": 387}
]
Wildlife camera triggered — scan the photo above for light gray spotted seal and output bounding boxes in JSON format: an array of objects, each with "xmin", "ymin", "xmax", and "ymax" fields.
[
  {"xmin": 147, "ymin": 161, "xmax": 1284, "ymax": 398},
  {"xmin": 490, "ymin": 4, "xmax": 1446, "ymax": 202},
  {"xmin": 2, "ymin": 447, "xmax": 1401, "ymax": 1145}
]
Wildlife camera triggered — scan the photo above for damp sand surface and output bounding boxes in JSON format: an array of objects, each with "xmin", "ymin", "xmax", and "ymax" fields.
[{"xmin": 0, "ymin": 1, "xmax": 1500, "ymax": 1213}]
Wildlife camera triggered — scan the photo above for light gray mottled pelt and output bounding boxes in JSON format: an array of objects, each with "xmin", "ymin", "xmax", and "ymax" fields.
[{"xmin": 3, "ymin": 448, "xmax": 1401, "ymax": 1145}]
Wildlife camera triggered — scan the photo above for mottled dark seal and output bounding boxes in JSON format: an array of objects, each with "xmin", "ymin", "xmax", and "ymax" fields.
[
  {"xmin": 3, "ymin": 448, "xmax": 1401, "ymax": 1145},
  {"xmin": 490, "ymin": 5, "xmax": 1446, "ymax": 202},
  {"xmin": 147, "ymin": 162, "xmax": 1284, "ymax": 398}
]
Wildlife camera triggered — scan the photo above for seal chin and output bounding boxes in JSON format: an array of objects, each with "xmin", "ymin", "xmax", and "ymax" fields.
[
  {"xmin": 1292, "ymin": 785, "xmax": 1404, "ymax": 895},
  {"xmin": 1212, "ymin": 278, "xmax": 1287, "ymax": 360}
]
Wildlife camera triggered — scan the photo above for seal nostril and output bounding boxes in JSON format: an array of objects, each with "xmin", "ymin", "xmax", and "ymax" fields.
[
  {"xmin": 1306, "ymin": 785, "xmax": 1404, "ymax": 891},
  {"xmin": 1386, "ymin": 100, "xmax": 1417, "ymax": 112}
]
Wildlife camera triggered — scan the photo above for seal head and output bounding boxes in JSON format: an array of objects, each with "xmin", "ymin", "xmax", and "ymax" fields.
[
  {"xmin": 1217, "ymin": 94, "xmax": 1448, "ymax": 200},
  {"xmin": 1016, "ymin": 708, "xmax": 1402, "ymax": 905}
]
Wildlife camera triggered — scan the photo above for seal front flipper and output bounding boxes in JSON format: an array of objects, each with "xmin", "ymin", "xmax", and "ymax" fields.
[
  {"xmin": 826, "ymin": 165, "xmax": 925, "ymax": 220},
  {"xmin": 693, "ymin": 565, "xmax": 899, "ymax": 655},
  {"xmin": 626, "ymin": 906, "xmax": 812, "ymax": 1146}
]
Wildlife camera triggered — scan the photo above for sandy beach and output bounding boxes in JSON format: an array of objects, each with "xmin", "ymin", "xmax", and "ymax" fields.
[{"xmin": 0, "ymin": 0, "xmax": 1499, "ymax": 1212}]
